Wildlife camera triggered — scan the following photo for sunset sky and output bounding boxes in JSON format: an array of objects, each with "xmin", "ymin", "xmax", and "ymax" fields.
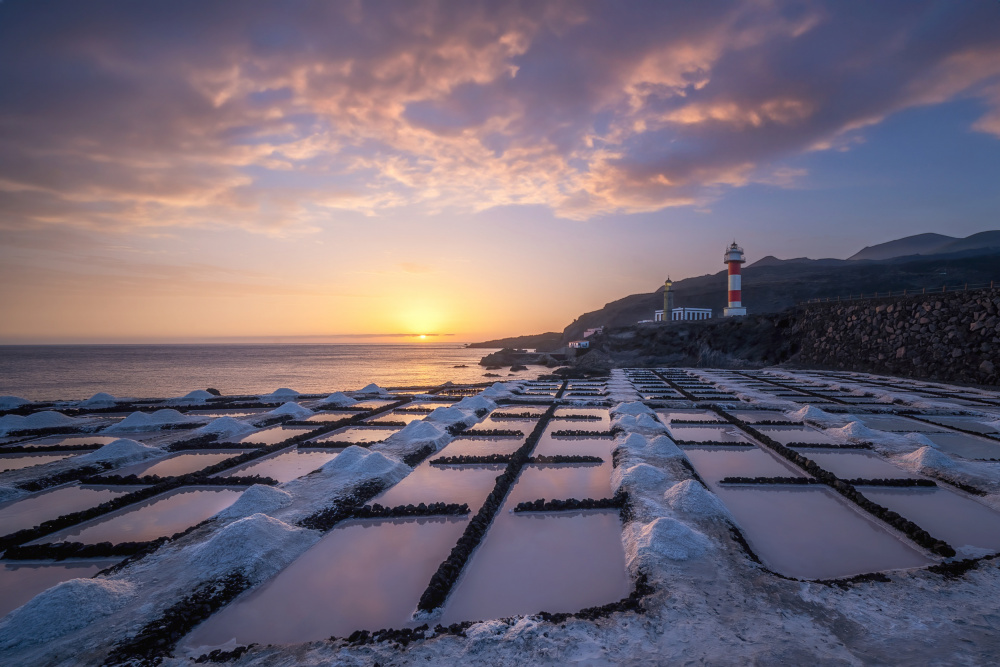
[{"xmin": 2, "ymin": 1, "xmax": 1000, "ymax": 343}]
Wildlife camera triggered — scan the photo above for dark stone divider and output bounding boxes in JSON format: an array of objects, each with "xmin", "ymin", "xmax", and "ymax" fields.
[
  {"xmin": 296, "ymin": 479, "xmax": 388, "ymax": 532},
  {"xmin": 512, "ymin": 492, "xmax": 625, "ymax": 513},
  {"xmin": 457, "ymin": 428, "xmax": 524, "ymax": 437},
  {"xmin": 676, "ymin": 440, "xmax": 754, "ymax": 447},
  {"xmin": 0, "ymin": 443, "xmax": 103, "ymax": 454},
  {"xmin": 720, "ymin": 477, "xmax": 821, "ymax": 485},
  {"xmin": 431, "ymin": 454, "xmax": 512, "ymax": 465},
  {"xmin": 352, "ymin": 502, "xmax": 469, "ymax": 519},
  {"xmin": 416, "ymin": 393, "xmax": 563, "ymax": 612},
  {"xmin": 710, "ymin": 407, "xmax": 956, "ymax": 557},
  {"xmin": 528, "ymin": 455, "xmax": 603, "ymax": 464},
  {"xmin": 550, "ymin": 429, "xmax": 620, "ymax": 437}
]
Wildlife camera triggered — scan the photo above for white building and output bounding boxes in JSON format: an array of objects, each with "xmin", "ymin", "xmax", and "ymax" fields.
[
  {"xmin": 654, "ymin": 307, "xmax": 713, "ymax": 322},
  {"xmin": 583, "ymin": 327, "xmax": 604, "ymax": 338},
  {"xmin": 568, "ymin": 340, "xmax": 590, "ymax": 349}
]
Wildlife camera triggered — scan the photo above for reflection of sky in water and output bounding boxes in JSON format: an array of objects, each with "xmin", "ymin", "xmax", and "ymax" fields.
[
  {"xmin": 42, "ymin": 488, "xmax": 242, "ymax": 544},
  {"xmin": 237, "ymin": 426, "xmax": 317, "ymax": 445},
  {"xmin": 667, "ymin": 426, "xmax": 748, "ymax": 443},
  {"xmin": 373, "ymin": 463, "xmax": 504, "ymax": 511},
  {"xmin": 0, "ymin": 560, "xmax": 121, "ymax": 617},
  {"xmin": 683, "ymin": 446, "xmax": 803, "ymax": 484},
  {"xmin": 922, "ymin": 432, "xmax": 1000, "ymax": 459},
  {"xmin": 0, "ymin": 484, "xmax": 131, "ymax": 536},
  {"xmin": 507, "ymin": 463, "xmax": 612, "ymax": 504},
  {"xmin": 313, "ymin": 426, "xmax": 400, "ymax": 444},
  {"xmin": 713, "ymin": 486, "xmax": 930, "ymax": 579},
  {"xmin": 434, "ymin": 438, "xmax": 523, "ymax": 457},
  {"xmin": 184, "ymin": 517, "xmax": 468, "ymax": 647},
  {"xmin": 111, "ymin": 450, "xmax": 249, "ymax": 478},
  {"xmin": 220, "ymin": 448, "xmax": 338, "ymax": 483},
  {"xmin": 757, "ymin": 426, "xmax": 838, "ymax": 445},
  {"xmin": 801, "ymin": 450, "xmax": 919, "ymax": 479}
]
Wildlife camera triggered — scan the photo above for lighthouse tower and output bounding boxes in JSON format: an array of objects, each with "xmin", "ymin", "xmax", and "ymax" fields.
[
  {"xmin": 723, "ymin": 241, "xmax": 747, "ymax": 317},
  {"xmin": 663, "ymin": 277, "xmax": 674, "ymax": 320}
]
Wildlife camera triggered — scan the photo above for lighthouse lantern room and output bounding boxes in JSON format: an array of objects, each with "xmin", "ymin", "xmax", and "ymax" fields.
[{"xmin": 723, "ymin": 242, "xmax": 747, "ymax": 317}]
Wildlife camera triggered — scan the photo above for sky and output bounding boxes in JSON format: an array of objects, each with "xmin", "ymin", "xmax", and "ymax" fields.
[{"xmin": 1, "ymin": 0, "xmax": 1000, "ymax": 344}]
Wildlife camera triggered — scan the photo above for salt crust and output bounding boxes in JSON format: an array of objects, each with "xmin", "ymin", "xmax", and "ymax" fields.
[
  {"xmin": 647, "ymin": 434, "xmax": 685, "ymax": 458},
  {"xmin": 663, "ymin": 480, "xmax": 733, "ymax": 522},
  {"xmin": 104, "ymin": 409, "xmax": 194, "ymax": 433},
  {"xmin": 261, "ymin": 388, "xmax": 301, "ymax": 401},
  {"xmin": 898, "ymin": 446, "xmax": 959, "ymax": 472},
  {"xmin": 317, "ymin": 392, "xmax": 356, "ymax": 407},
  {"xmin": 425, "ymin": 406, "xmax": 475, "ymax": 427},
  {"xmin": 386, "ymin": 420, "xmax": 449, "ymax": 448},
  {"xmin": 317, "ymin": 446, "xmax": 409, "ymax": 486},
  {"xmin": 0, "ymin": 411, "xmax": 79, "ymax": 436},
  {"xmin": 787, "ymin": 405, "xmax": 844, "ymax": 427},
  {"xmin": 610, "ymin": 401, "xmax": 654, "ymax": 417},
  {"xmin": 182, "ymin": 513, "xmax": 318, "ymax": 584},
  {"xmin": 623, "ymin": 517, "xmax": 712, "ymax": 571},
  {"xmin": 0, "ymin": 579, "xmax": 136, "ymax": 649},
  {"xmin": 171, "ymin": 390, "xmax": 215, "ymax": 404},
  {"xmin": 454, "ymin": 395, "xmax": 497, "ymax": 414},
  {"xmin": 192, "ymin": 417, "xmax": 255, "ymax": 439},
  {"xmin": 356, "ymin": 383, "xmax": 389, "ymax": 396},
  {"xmin": 76, "ymin": 438, "xmax": 162, "ymax": 465},
  {"xmin": 0, "ymin": 396, "xmax": 30, "ymax": 410},
  {"xmin": 0, "ymin": 486, "xmax": 27, "ymax": 503},
  {"xmin": 214, "ymin": 485, "xmax": 293, "ymax": 521},
  {"xmin": 262, "ymin": 402, "xmax": 313, "ymax": 419},
  {"xmin": 612, "ymin": 462, "xmax": 668, "ymax": 494},
  {"xmin": 80, "ymin": 392, "xmax": 117, "ymax": 407},
  {"xmin": 612, "ymin": 413, "xmax": 667, "ymax": 436}
]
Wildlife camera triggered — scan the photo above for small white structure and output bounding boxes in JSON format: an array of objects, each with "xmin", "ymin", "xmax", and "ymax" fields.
[
  {"xmin": 654, "ymin": 308, "xmax": 713, "ymax": 322},
  {"xmin": 583, "ymin": 327, "xmax": 604, "ymax": 338},
  {"xmin": 568, "ymin": 340, "xmax": 590, "ymax": 349}
]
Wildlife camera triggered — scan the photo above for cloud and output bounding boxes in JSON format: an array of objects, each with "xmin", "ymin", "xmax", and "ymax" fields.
[{"xmin": 0, "ymin": 0, "xmax": 998, "ymax": 232}]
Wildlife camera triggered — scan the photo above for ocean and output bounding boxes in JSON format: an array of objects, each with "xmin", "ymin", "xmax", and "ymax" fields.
[{"xmin": 0, "ymin": 344, "xmax": 528, "ymax": 401}]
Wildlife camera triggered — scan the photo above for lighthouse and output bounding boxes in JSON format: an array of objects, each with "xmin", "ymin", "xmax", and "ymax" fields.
[
  {"xmin": 663, "ymin": 277, "xmax": 674, "ymax": 318},
  {"xmin": 723, "ymin": 241, "xmax": 747, "ymax": 317}
]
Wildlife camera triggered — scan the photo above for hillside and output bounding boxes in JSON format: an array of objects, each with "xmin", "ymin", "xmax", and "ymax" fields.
[{"xmin": 848, "ymin": 230, "xmax": 1000, "ymax": 261}]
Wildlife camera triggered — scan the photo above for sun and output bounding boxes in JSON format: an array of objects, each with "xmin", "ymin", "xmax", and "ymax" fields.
[{"xmin": 419, "ymin": 334, "xmax": 427, "ymax": 340}]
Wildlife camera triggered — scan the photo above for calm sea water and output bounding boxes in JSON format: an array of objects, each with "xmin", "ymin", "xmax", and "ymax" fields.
[{"xmin": 0, "ymin": 345, "xmax": 528, "ymax": 401}]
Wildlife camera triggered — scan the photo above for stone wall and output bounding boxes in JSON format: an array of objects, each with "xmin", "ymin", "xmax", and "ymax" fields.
[{"xmin": 794, "ymin": 288, "xmax": 1000, "ymax": 386}]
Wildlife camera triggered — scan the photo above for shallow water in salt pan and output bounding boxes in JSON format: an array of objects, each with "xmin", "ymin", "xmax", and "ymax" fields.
[
  {"xmin": 235, "ymin": 425, "xmax": 317, "ymax": 446},
  {"xmin": 857, "ymin": 486, "xmax": 1000, "ymax": 553},
  {"xmin": 14, "ymin": 435, "xmax": 120, "ymax": 448},
  {"xmin": 922, "ymin": 416, "xmax": 1000, "ymax": 435},
  {"xmin": 217, "ymin": 448, "xmax": 339, "ymax": 483},
  {"xmin": 0, "ymin": 453, "xmax": 76, "ymax": 472},
  {"xmin": 440, "ymin": 510, "xmax": 629, "ymax": 624},
  {"xmin": 713, "ymin": 486, "xmax": 931, "ymax": 579},
  {"xmin": 311, "ymin": 426, "xmax": 400, "ymax": 445},
  {"xmin": 0, "ymin": 559, "xmax": 122, "ymax": 617},
  {"xmin": 301, "ymin": 411, "xmax": 356, "ymax": 423},
  {"xmin": 373, "ymin": 463, "xmax": 504, "ymax": 511},
  {"xmin": 801, "ymin": 449, "xmax": 920, "ymax": 479},
  {"xmin": 922, "ymin": 432, "xmax": 1000, "ymax": 459},
  {"xmin": 683, "ymin": 446, "xmax": 803, "ymax": 483},
  {"xmin": 757, "ymin": 426, "xmax": 838, "ymax": 445},
  {"xmin": 0, "ymin": 484, "xmax": 132, "ymax": 536},
  {"xmin": 666, "ymin": 425, "xmax": 749, "ymax": 443},
  {"xmin": 507, "ymin": 463, "xmax": 613, "ymax": 504},
  {"xmin": 109, "ymin": 450, "xmax": 250, "ymax": 478},
  {"xmin": 532, "ymin": 436, "xmax": 612, "ymax": 458},
  {"xmin": 856, "ymin": 415, "xmax": 946, "ymax": 432},
  {"xmin": 183, "ymin": 516, "xmax": 467, "ymax": 647},
  {"xmin": 366, "ymin": 412, "xmax": 426, "ymax": 425},
  {"xmin": 433, "ymin": 437, "xmax": 523, "ymax": 457},
  {"xmin": 38, "ymin": 487, "xmax": 242, "ymax": 545},
  {"xmin": 655, "ymin": 410, "xmax": 721, "ymax": 423}
]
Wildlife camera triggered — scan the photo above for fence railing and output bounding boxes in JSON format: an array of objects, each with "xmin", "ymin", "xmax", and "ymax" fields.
[{"xmin": 799, "ymin": 281, "xmax": 997, "ymax": 306}]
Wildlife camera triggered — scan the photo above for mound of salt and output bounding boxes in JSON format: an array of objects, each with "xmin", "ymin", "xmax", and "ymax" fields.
[
  {"xmin": 787, "ymin": 405, "xmax": 841, "ymax": 426},
  {"xmin": 171, "ymin": 390, "xmax": 215, "ymax": 404},
  {"xmin": 0, "ymin": 396, "xmax": 30, "ymax": 410},
  {"xmin": 454, "ymin": 395, "xmax": 497, "ymax": 414},
  {"xmin": 664, "ymin": 480, "xmax": 732, "ymax": 521},
  {"xmin": 898, "ymin": 446, "xmax": 958, "ymax": 472},
  {"xmin": 215, "ymin": 485, "xmax": 293, "ymax": 521},
  {"xmin": 612, "ymin": 404, "xmax": 653, "ymax": 419},
  {"xmin": 388, "ymin": 420, "xmax": 448, "ymax": 448},
  {"xmin": 647, "ymin": 434, "xmax": 685, "ymax": 458},
  {"xmin": 479, "ymin": 383, "xmax": 517, "ymax": 400},
  {"xmin": 262, "ymin": 388, "xmax": 300, "ymax": 401},
  {"xmin": 80, "ymin": 392, "xmax": 117, "ymax": 408},
  {"xmin": 614, "ymin": 432, "xmax": 648, "ymax": 452},
  {"xmin": 613, "ymin": 462, "xmax": 668, "ymax": 494},
  {"xmin": 0, "ymin": 579, "xmax": 136, "ymax": 649},
  {"xmin": 825, "ymin": 421, "xmax": 879, "ymax": 442},
  {"xmin": 0, "ymin": 411, "xmax": 79, "ymax": 436},
  {"xmin": 184, "ymin": 513, "xmax": 318, "ymax": 584},
  {"xmin": 317, "ymin": 392, "xmax": 356, "ymax": 407},
  {"xmin": 425, "ymin": 406, "xmax": 473, "ymax": 427},
  {"xmin": 356, "ymin": 383, "xmax": 389, "ymax": 396},
  {"xmin": 625, "ymin": 517, "xmax": 712, "ymax": 569},
  {"xmin": 192, "ymin": 417, "xmax": 255, "ymax": 439},
  {"xmin": 263, "ymin": 402, "xmax": 313, "ymax": 419},
  {"xmin": 76, "ymin": 438, "xmax": 162, "ymax": 465},
  {"xmin": 613, "ymin": 413, "xmax": 667, "ymax": 436},
  {"xmin": 104, "ymin": 409, "xmax": 193, "ymax": 433},
  {"xmin": 318, "ymin": 446, "xmax": 409, "ymax": 487}
]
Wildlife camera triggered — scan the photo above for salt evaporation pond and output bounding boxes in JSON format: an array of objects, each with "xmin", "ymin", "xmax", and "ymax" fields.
[
  {"xmin": 727, "ymin": 411, "xmax": 794, "ymax": 423},
  {"xmin": 109, "ymin": 450, "xmax": 251, "ymax": 478},
  {"xmin": 433, "ymin": 437, "xmax": 523, "ymax": 457},
  {"xmin": 311, "ymin": 426, "xmax": 401, "ymax": 445},
  {"xmin": 683, "ymin": 446, "xmax": 804, "ymax": 483},
  {"xmin": 15, "ymin": 435, "xmax": 120, "ymax": 448},
  {"xmin": 552, "ymin": 407, "xmax": 610, "ymax": 423},
  {"xmin": 37, "ymin": 487, "xmax": 243, "ymax": 545},
  {"xmin": 666, "ymin": 426, "xmax": 748, "ymax": 443},
  {"xmin": 366, "ymin": 412, "xmax": 426, "ymax": 425},
  {"xmin": 922, "ymin": 416, "xmax": 1000, "ymax": 435},
  {"xmin": 0, "ymin": 453, "xmax": 77, "ymax": 472},
  {"xmin": 440, "ymin": 509, "xmax": 629, "ymax": 624},
  {"xmin": 922, "ymin": 432, "xmax": 1000, "ymax": 459},
  {"xmin": 756, "ymin": 426, "xmax": 839, "ymax": 445},
  {"xmin": 857, "ymin": 486, "xmax": 1000, "ymax": 553},
  {"xmin": 372, "ymin": 463, "xmax": 505, "ymax": 511},
  {"xmin": 801, "ymin": 450, "xmax": 920, "ymax": 479},
  {"xmin": 186, "ymin": 410, "xmax": 265, "ymax": 418},
  {"xmin": 507, "ymin": 463, "xmax": 613, "ymax": 504},
  {"xmin": 301, "ymin": 411, "xmax": 356, "ymax": 423},
  {"xmin": 655, "ymin": 410, "xmax": 721, "ymax": 423},
  {"xmin": 0, "ymin": 559, "xmax": 122, "ymax": 617},
  {"xmin": 489, "ymin": 405, "xmax": 549, "ymax": 417},
  {"xmin": 236, "ymin": 426, "xmax": 317, "ymax": 446},
  {"xmin": 0, "ymin": 484, "xmax": 132, "ymax": 536},
  {"xmin": 533, "ymin": 436, "xmax": 612, "ymax": 458},
  {"xmin": 351, "ymin": 399, "xmax": 397, "ymax": 410},
  {"xmin": 183, "ymin": 517, "xmax": 468, "ymax": 648},
  {"xmin": 713, "ymin": 486, "xmax": 931, "ymax": 579},
  {"xmin": 217, "ymin": 448, "xmax": 339, "ymax": 483},
  {"xmin": 856, "ymin": 415, "xmax": 947, "ymax": 432}
]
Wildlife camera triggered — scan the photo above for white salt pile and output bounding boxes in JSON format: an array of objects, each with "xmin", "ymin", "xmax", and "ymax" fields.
[
  {"xmin": 383, "ymin": 420, "xmax": 449, "ymax": 453},
  {"xmin": 183, "ymin": 513, "xmax": 318, "ymax": 584},
  {"xmin": 663, "ymin": 480, "xmax": 733, "ymax": 521},
  {"xmin": 624, "ymin": 517, "xmax": 712, "ymax": 571},
  {"xmin": 898, "ymin": 446, "xmax": 959, "ymax": 472},
  {"xmin": 612, "ymin": 463, "xmax": 668, "ymax": 494},
  {"xmin": 104, "ymin": 409, "xmax": 194, "ymax": 433},
  {"xmin": 76, "ymin": 438, "xmax": 162, "ymax": 465},
  {"xmin": 426, "ymin": 406, "xmax": 475, "ymax": 428},
  {"xmin": 192, "ymin": 417, "xmax": 255, "ymax": 439},
  {"xmin": 317, "ymin": 446, "xmax": 408, "ymax": 487},
  {"xmin": 0, "ymin": 396, "xmax": 30, "ymax": 410},
  {"xmin": 171, "ymin": 390, "xmax": 216, "ymax": 405},
  {"xmin": 0, "ymin": 579, "xmax": 136, "ymax": 649},
  {"xmin": 262, "ymin": 388, "xmax": 301, "ymax": 402},
  {"xmin": 787, "ymin": 405, "xmax": 845, "ymax": 427},
  {"xmin": 610, "ymin": 401, "xmax": 654, "ymax": 417},
  {"xmin": 317, "ymin": 392, "xmax": 356, "ymax": 407},
  {"xmin": 215, "ymin": 485, "xmax": 293, "ymax": 521},
  {"xmin": 647, "ymin": 434, "xmax": 685, "ymax": 458},
  {"xmin": 355, "ymin": 383, "xmax": 389, "ymax": 396},
  {"xmin": 79, "ymin": 392, "xmax": 117, "ymax": 408},
  {"xmin": 261, "ymin": 402, "xmax": 313, "ymax": 419},
  {"xmin": 0, "ymin": 411, "xmax": 80, "ymax": 436},
  {"xmin": 612, "ymin": 412, "xmax": 667, "ymax": 436}
]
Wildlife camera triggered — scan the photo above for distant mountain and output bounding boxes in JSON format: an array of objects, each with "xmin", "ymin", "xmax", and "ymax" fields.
[{"xmin": 847, "ymin": 231, "xmax": 1000, "ymax": 261}]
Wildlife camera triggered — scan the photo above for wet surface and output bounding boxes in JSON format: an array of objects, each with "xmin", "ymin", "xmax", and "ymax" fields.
[
  {"xmin": 507, "ymin": 462, "xmax": 613, "ymax": 504},
  {"xmin": 11, "ymin": 435, "xmax": 121, "ymax": 448},
  {"xmin": 666, "ymin": 425, "xmax": 750, "ymax": 443},
  {"xmin": 373, "ymin": 463, "xmax": 504, "ymax": 512},
  {"xmin": 432, "ymin": 437, "xmax": 524, "ymax": 457},
  {"xmin": 108, "ymin": 450, "xmax": 251, "ymax": 478},
  {"xmin": 922, "ymin": 432, "xmax": 1000, "ymax": 459},
  {"xmin": 302, "ymin": 411, "xmax": 357, "ymax": 423},
  {"xmin": 311, "ymin": 426, "xmax": 401, "ymax": 445},
  {"xmin": 713, "ymin": 485, "xmax": 932, "ymax": 579},
  {"xmin": 655, "ymin": 410, "xmax": 723, "ymax": 423},
  {"xmin": 856, "ymin": 416, "xmax": 948, "ymax": 432},
  {"xmin": 183, "ymin": 516, "xmax": 468, "ymax": 647},
  {"xmin": 38, "ymin": 487, "xmax": 243, "ymax": 545},
  {"xmin": 0, "ymin": 484, "xmax": 133, "ymax": 536},
  {"xmin": 532, "ymin": 436, "xmax": 613, "ymax": 458},
  {"xmin": 800, "ymin": 449, "xmax": 921, "ymax": 479},
  {"xmin": 0, "ymin": 453, "xmax": 77, "ymax": 472},
  {"xmin": 217, "ymin": 448, "xmax": 339, "ymax": 483},
  {"xmin": 683, "ymin": 446, "xmax": 805, "ymax": 483},
  {"xmin": 235, "ymin": 426, "xmax": 317, "ymax": 446}
]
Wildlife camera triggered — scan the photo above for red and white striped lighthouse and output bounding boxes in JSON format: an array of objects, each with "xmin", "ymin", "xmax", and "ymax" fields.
[{"xmin": 723, "ymin": 241, "xmax": 747, "ymax": 317}]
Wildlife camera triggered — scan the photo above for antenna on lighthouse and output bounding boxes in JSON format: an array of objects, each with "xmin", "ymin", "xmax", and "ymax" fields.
[{"xmin": 723, "ymin": 242, "xmax": 747, "ymax": 317}]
